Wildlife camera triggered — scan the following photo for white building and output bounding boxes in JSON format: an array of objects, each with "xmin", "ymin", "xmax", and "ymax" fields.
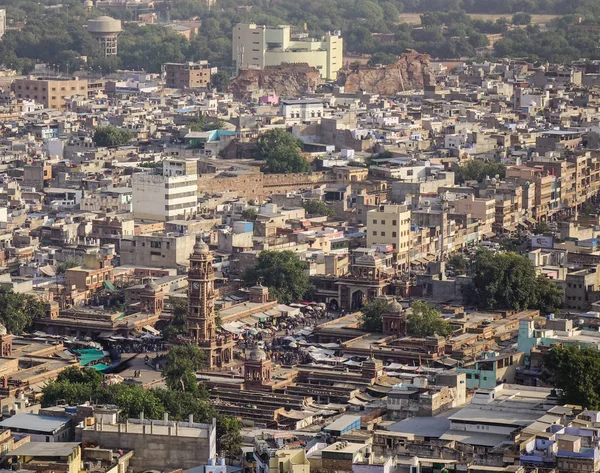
[
  {"xmin": 232, "ymin": 23, "xmax": 342, "ymax": 80},
  {"xmin": 0, "ymin": 10, "xmax": 5, "ymax": 39},
  {"xmin": 132, "ymin": 159, "xmax": 197, "ymax": 221},
  {"xmin": 280, "ymin": 99, "xmax": 324, "ymax": 124}
]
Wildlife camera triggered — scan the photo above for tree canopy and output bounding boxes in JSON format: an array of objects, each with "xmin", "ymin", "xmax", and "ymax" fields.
[
  {"xmin": 448, "ymin": 254, "xmax": 467, "ymax": 274},
  {"xmin": 255, "ymin": 129, "xmax": 310, "ymax": 174},
  {"xmin": 241, "ymin": 208, "xmax": 258, "ymax": 221},
  {"xmin": 93, "ymin": 126, "xmax": 134, "ymax": 147},
  {"xmin": 5, "ymin": 0, "xmax": 600, "ymax": 77},
  {"xmin": 542, "ymin": 345, "xmax": 600, "ymax": 409},
  {"xmin": 42, "ymin": 363, "xmax": 242, "ymax": 458},
  {"xmin": 162, "ymin": 299, "xmax": 187, "ymax": 341},
  {"xmin": 359, "ymin": 298, "xmax": 388, "ymax": 332},
  {"xmin": 0, "ymin": 288, "xmax": 46, "ymax": 334},
  {"xmin": 452, "ymin": 160, "xmax": 506, "ymax": 184},
  {"xmin": 162, "ymin": 344, "xmax": 206, "ymax": 393},
  {"xmin": 243, "ymin": 250, "xmax": 311, "ymax": 304},
  {"xmin": 407, "ymin": 301, "xmax": 451, "ymax": 337},
  {"xmin": 302, "ymin": 199, "xmax": 335, "ymax": 218},
  {"xmin": 464, "ymin": 249, "xmax": 562, "ymax": 313}
]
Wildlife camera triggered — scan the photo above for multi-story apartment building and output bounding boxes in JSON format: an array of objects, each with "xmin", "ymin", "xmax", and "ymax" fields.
[
  {"xmin": 366, "ymin": 204, "xmax": 412, "ymax": 268},
  {"xmin": 232, "ymin": 23, "xmax": 342, "ymax": 80},
  {"xmin": 506, "ymin": 165, "xmax": 558, "ymax": 221},
  {"xmin": 132, "ymin": 159, "xmax": 197, "ymax": 221},
  {"xmin": 11, "ymin": 77, "xmax": 89, "ymax": 111},
  {"xmin": 452, "ymin": 194, "xmax": 496, "ymax": 230},
  {"xmin": 120, "ymin": 233, "xmax": 197, "ymax": 269},
  {"xmin": 164, "ymin": 62, "xmax": 214, "ymax": 89}
]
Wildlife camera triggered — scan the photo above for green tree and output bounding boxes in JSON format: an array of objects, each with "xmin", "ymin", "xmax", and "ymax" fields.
[
  {"xmin": 188, "ymin": 115, "xmax": 226, "ymax": 132},
  {"xmin": 368, "ymin": 52, "xmax": 397, "ymax": 66},
  {"xmin": 512, "ymin": 12, "xmax": 532, "ymax": 25},
  {"xmin": 216, "ymin": 416, "xmax": 243, "ymax": 459},
  {"xmin": 57, "ymin": 366, "xmax": 103, "ymax": 388},
  {"xmin": 448, "ymin": 254, "xmax": 467, "ymax": 275},
  {"xmin": 464, "ymin": 249, "xmax": 562, "ymax": 313},
  {"xmin": 534, "ymin": 221, "xmax": 550, "ymax": 234},
  {"xmin": 255, "ymin": 129, "xmax": 310, "ymax": 174},
  {"xmin": 243, "ymin": 250, "xmax": 311, "ymax": 304},
  {"xmin": 41, "ymin": 380, "xmax": 95, "ymax": 406},
  {"xmin": 303, "ymin": 199, "xmax": 335, "ymax": 218},
  {"xmin": 359, "ymin": 298, "xmax": 388, "ymax": 332},
  {"xmin": 241, "ymin": 208, "xmax": 258, "ymax": 221},
  {"xmin": 162, "ymin": 298, "xmax": 187, "ymax": 341},
  {"xmin": 535, "ymin": 275, "xmax": 564, "ymax": 315},
  {"xmin": 407, "ymin": 301, "xmax": 451, "ymax": 337},
  {"xmin": 162, "ymin": 344, "xmax": 206, "ymax": 393},
  {"xmin": 452, "ymin": 160, "xmax": 506, "ymax": 184},
  {"xmin": 56, "ymin": 260, "xmax": 79, "ymax": 275},
  {"xmin": 93, "ymin": 126, "xmax": 134, "ymax": 147},
  {"xmin": 542, "ymin": 345, "xmax": 600, "ymax": 409},
  {"xmin": 210, "ymin": 71, "xmax": 230, "ymax": 91},
  {"xmin": 0, "ymin": 288, "xmax": 45, "ymax": 334}
]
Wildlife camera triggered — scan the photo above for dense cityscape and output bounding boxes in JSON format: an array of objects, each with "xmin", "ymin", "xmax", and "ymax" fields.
[{"xmin": 1, "ymin": 0, "xmax": 600, "ymax": 472}]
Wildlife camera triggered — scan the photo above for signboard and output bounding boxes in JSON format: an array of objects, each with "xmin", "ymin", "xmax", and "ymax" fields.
[{"xmin": 531, "ymin": 235, "xmax": 553, "ymax": 249}]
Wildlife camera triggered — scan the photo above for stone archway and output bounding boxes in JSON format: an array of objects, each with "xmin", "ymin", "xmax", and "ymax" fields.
[{"xmin": 351, "ymin": 289, "xmax": 367, "ymax": 311}]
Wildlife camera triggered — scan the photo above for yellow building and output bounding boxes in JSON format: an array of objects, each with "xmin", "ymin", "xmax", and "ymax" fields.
[
  {"xmin": 232, "ymin": 23, "xmax": 342, "ymax": 80},
  {"xmin": 366, "ymin": 204, "xmax": 412, "ymax": 269},
  {"xmin": 266, "ymin": 449, "xmax": 310, "ymax": 473},
  {"xmin": 10, "ymin": 442, "xmax": 81, "ymax": 473},
  {"xmin": 452, "ymin": 194, "xmax": 496, "ymax": 229},
  {"xmin": 11, "ymin": 76, "xmax": 89, "ymax": 111}
]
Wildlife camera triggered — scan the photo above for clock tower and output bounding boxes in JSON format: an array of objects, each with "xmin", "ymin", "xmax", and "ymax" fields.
[{"xmin": 186, "ymin": 236, "xmax": 234, "ymax": 368}]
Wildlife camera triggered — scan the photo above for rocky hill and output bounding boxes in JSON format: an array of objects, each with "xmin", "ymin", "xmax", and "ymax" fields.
[
  {"xmin": 338, "ymin": 50, "xmax": 434, "ymax": 95},
  {"xmin": 227, "ymin": 63, "xmax": 322, "ymax": 99}
]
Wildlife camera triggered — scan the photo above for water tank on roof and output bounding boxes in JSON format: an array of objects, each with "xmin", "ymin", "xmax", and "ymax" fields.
[{"xmin": 87, "ymin": 16, "xmax": 122, "ymax": 35}]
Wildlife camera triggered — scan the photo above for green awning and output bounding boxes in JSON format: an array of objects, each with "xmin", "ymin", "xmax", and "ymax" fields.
[
  {"xmin": 104, "ymin": 280, "xmax": 116, "ymax": 292},
  {"xmin": 89, "ymin": 363, "xmax": 110, "ymax": 372},
  {"xmin": 74, "ymin": 348, "xmax": 107, "ymax": 366}
]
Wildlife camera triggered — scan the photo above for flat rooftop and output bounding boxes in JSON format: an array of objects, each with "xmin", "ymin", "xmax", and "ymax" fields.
[
  {"xmin": 0, "ymin": 414, "xmax": 70, "ymax": 433},
  {"xmin": 82, "ymin": 420, "xmax": 212, "ymax": 438},
  {"xmin": 11, "ymin": 442, "xmax": 79, "ymax": 457}
]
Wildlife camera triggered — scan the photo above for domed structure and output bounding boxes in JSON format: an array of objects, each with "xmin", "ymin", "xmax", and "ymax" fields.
[
  {"xmin": 382, "ymin": 298, "xmax": 407, "ymax": 337},
  {"xmin": 387, "ymin": 298, "xmax": 403, "ymax": 313},
  {"xmin": 249, "ymin": 282, "xmax": 269, "ymax": 303},
  {"xmin": 247, "ymin": 347, "xmax": 267, "ymax": 362},
  {"xmin": 244, "ymin": 343, "xmax": 272, "ymax": 390},
  {"xmin": 193, "ymin": 236, "xmax": 210, "ymax": 255},
  {"xmin": 145, "ymin": 278, "xmax": 158, "ymax": 292},
  {"xmin": 362, "ymin": 353, "xmax": 383, "ymax": 379}
]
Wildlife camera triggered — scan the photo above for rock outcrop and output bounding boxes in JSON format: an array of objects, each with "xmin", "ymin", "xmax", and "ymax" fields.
[
  {"xmin": 338, "ymin": 50, "xmax": 434, "ymax": 95},
  {"xmin": 228, "ymin": 63, "xmax": 322, "ymax": 99}
]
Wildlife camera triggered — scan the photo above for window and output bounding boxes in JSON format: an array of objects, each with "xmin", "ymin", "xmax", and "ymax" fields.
[
  {"xmin": 372, "ymin": 220, "xmax": 377, "ymax": 224},
  {"xmin": 372, "ymin": 231, "xmax": 377, "ymax": 236},
  {"xmin": 392, "ymin": 232, "xmax": 397, "ymax": 237},
  {"xmin": 392, "ymin": 220, "xmax": 397, "ymax": 225},
  {"xmin": 381, "ymin": 220, "xmax": 386, "ymax": 225},
  {"xmin": 381, "ymin": 231, "xmax": 386, "ymax": 237}
]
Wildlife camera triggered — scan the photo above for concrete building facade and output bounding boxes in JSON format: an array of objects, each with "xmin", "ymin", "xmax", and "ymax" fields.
[
  {"xmin": 120, "ymin": 233, "xmax": 197, "ymax": 269},
  {"xmin": 366, "ymin": 204, "xmax": 412, "ymax": 268},
  {"xmin": 165, "ymin": 61, "xmax": 213, "ymax": 89},
  {"xmin": 12, "ymin": 77, "xmax": 89, "ymax": 111},
  {"xmin": 232, "ymin": 23, "xmax": 342, "ymax": 80},
  {"xmin": 132, "ymin": 161, "xmax": 198, "ymax": 221}
]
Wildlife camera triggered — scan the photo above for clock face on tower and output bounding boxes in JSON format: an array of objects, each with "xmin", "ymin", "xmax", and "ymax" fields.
[{"xmin": 193, "ymin": 282, "xmax": 200, "ymax": 290}]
